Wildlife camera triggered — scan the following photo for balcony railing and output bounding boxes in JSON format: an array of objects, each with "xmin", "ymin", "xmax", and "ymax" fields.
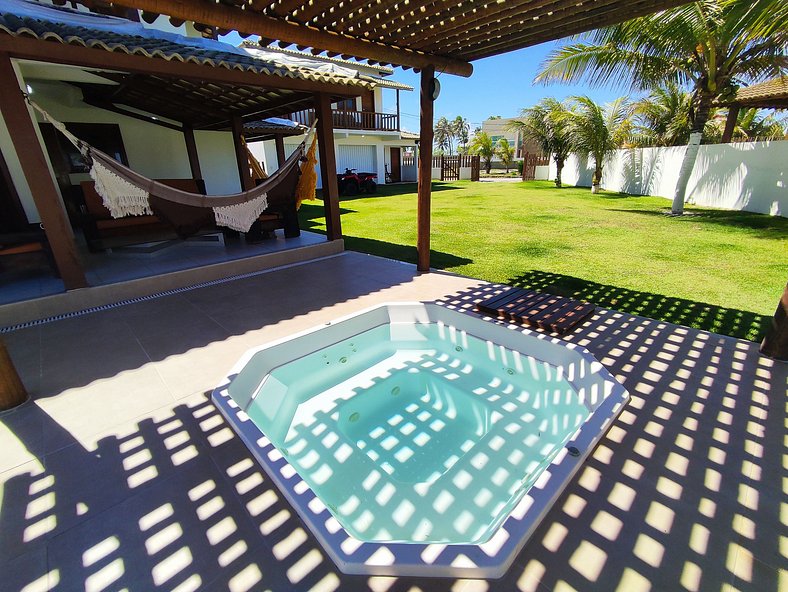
[{"xmin": 289, "ymin": 109, "xmax": 399, "ymax": 132}]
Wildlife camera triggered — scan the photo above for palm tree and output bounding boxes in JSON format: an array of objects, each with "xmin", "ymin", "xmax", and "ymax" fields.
[
  {"xmin": 564, "ymin": 96, "xmax": 634, "ymax": 193},
  {"xmin": 507, "ymin": 98, "xmax": 572, "ymax": 187},
  {"xmin": 535, "ymin": 0, "xmax": 787, "ymax": 212},
  {"xmin": 496, "ymin": 138, "xmax": 515, "ymax": 173},
  {"xmin": 469, "ymin": 131, "xmax": 495, "ymax": 174},
  {"xmin": 453, "ymin": 116, "xmax": 471, "ymax": 154},
  {"xmin": 632, "ymin": 84, "xmax": 695, "ymax": 147},
  {"xmin": 434, "ymin": 116, "xmax": 454, "ymax": 154}
]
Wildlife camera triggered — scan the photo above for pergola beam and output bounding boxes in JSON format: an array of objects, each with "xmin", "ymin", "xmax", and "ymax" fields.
[
  {"xmin": 0, "ymin": 53, "xmax": 87, "ymax": 290},
  {"xmin": 417, "ymin": 66, "xmax": 434, "ymax": 273},
  {"xmin": 107, "ymin": 0, "xmax": 473, "ymax": 77},
  {"xmin": 315, "ymin": 93, "xmax": 342, "ymax": 241}
]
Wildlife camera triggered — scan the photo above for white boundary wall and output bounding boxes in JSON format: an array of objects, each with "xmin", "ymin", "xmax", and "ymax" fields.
[{"xmin": 549, "ymin": 140, "xmax": 787, "ymax": 216}]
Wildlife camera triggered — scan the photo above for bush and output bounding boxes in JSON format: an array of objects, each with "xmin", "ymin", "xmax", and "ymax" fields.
[{"xmin": 517, "ymin": 160, "xmax": 524, "ymax": 175}]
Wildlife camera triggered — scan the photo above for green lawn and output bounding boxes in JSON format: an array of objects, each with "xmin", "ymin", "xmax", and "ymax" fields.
[{"xmin": 298, "ymin": 181, "xmax": 787, "ymax": 341}]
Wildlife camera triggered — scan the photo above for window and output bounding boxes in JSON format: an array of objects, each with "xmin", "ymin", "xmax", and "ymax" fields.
[{"xmin": 334, "ymin": 98, "xmax": 356, "ymax": 111}]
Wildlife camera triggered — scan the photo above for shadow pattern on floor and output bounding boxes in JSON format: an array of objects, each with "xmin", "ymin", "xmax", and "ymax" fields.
[{"xmin": 506, "ymin": 269, "xmax": 771, "ymax": 343}]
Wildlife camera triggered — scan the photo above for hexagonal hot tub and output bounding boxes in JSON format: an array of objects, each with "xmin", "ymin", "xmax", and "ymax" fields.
[{"xmin": 212, "ymin": 302, "xmax": 629, "ymax": 578}]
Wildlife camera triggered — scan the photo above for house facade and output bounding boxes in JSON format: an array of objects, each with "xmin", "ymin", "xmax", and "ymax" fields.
[
  {"xmin": 244, "ymin": 46, "xmax": 417, "ymax": 188},
  {"xmin": 0, "ymin": 0, "xmax": 373, "ymax": 291}
]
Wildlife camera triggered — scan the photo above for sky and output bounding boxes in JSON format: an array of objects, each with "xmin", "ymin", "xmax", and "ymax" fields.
[{"xmin": 384, "ymin": 41, "xmax": 627, "ymax": 134}]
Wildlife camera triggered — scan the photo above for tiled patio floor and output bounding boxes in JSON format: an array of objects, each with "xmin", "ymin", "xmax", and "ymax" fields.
[
  {"xmin": 0, "ymin": 230, "xmax": 324, "ymax": 306},
  {"xmin": 1, "ymin": 251, "xmax": 784, "ymax": 591}
]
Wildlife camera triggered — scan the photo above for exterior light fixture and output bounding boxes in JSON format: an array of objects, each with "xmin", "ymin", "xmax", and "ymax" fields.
[{"xmin": 430, "ymin": 77, "xmax": 440, "ymax": 101}]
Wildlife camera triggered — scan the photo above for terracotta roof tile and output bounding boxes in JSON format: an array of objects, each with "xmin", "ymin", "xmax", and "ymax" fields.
[
  {"xmin": 0, "ymin": 12, "xmax": 373, "ymax": 89},
  {"xmin": 733, "ymin": 77, "xmax": 788, "ymax": 107}
]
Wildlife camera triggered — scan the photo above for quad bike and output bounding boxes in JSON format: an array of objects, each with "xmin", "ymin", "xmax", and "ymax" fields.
[{"xmin": 337, "ymin": 168, "xmax": 377, "ymax": 195}]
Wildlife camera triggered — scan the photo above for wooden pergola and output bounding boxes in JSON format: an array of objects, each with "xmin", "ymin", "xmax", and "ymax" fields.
[
  {"xmin": 61, "ymin": 0, "xmax": 691, "ymax": 274},
  {"xmin": 720, "ymin": 77, "xmax": 788, "ymax": 142}
]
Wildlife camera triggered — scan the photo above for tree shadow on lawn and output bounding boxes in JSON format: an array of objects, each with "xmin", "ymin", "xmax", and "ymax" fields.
[
  {"xmin": 507, "ymin": 269, "xmax": 770, "ymax": 342},
  {"xmin": 610, "ymin": 207, "xmax": 788, "ymax": 239},
  {"xmin": 297, "ymin": 204, "xmax": 471, "ymax": 268},
  {"xmin": 313, "ymin": 181, "xmax": 464, "ymax": 202},
  {"xmin": 342, "ymin": 236, "xmax": 472, "ymax": 269}
]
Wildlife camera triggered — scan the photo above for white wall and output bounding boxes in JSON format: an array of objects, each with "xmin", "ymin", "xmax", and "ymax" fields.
[
  {"xmin": 550, "ymin": 141, "xmax": 788, "ymax": 216},
  {"xmin": 534, "ymin": 165, "xmax": 550, "ymax": 181},
  {"xmin": 194, "ymin": 131, "xmax": 241, "ymax": 195}
]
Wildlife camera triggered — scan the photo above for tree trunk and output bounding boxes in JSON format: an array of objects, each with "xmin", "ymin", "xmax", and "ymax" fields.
[
  {"xmin": 671, "ymin": 92, "xmax": 714, "ymax": 214},
  {"xmin": 555, "ymin": 157, "xmax": 564, "ymax": 188},
  {"xmin": 760, "ymin": 282, "xmax": 788, "ymax": 361},
  {"xmin": 591, "ymin": 164, "xmax": 602, "ymax": 193}
]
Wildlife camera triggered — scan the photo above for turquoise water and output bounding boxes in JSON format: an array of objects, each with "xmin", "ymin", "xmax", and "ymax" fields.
[{"xmin": 246, "ymin": 322, "xmax": 589, "ymax": 545}]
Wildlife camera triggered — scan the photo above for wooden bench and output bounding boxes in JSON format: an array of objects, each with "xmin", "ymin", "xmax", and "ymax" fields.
[
  {"xmin": 80, "ymin": 178, "xmax": 208, "ymax": 250},
  {"xmin": 476, "ymin": 288, "xmax": 596, "ymax": 335}
]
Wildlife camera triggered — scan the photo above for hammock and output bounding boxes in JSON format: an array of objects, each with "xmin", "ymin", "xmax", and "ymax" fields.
[{"xmin": 28, "ymin": 96, "xmax": 315, "ymax": 233}]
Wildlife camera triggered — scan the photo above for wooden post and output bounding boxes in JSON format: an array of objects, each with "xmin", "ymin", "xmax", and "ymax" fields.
[
  {"xmin": 417, "ymin": 66, "xmax": 435, "ymax": 272},
  {"xmin": 315, "ymin": 92, "xmax": 342, "ymax": 241},
  {"xmin": 231, "ymin": 116, "xmax": 253, "ymax": 190},
  {"xmin": 396, "ymin": 89, "xmax": 401, "ymax": 131},
  {"xmin": 182, "ymin": 124, "xmax": 203, "ymax": 183},
  {"xmin": 274, "ymin": 134, "xmax": 286, "ymax": 168},
  {"xmin": 0, "ymin": 337, "xmax": 28, "ymax": 410},
  {"xmin": 721, "ymin": 105, "xmax": 740, "ymax": 144},
  {"xmin": 0, "ymin": 53, "xmax": 86, "ymax": 289},
  {"xmin": 760, "ymin": 282, "xmax": 788, "ymax": 361}
]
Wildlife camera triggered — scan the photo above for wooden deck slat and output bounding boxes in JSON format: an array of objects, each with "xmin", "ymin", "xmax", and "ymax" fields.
[
  {"xmin": 475, "ymin": 288, "xmax": 595, "ymax": 335},
  {"xmin": 498, "ymin": 290, "xmax": 547, "ymax": 320},
  {"xmin": 509, "ymin": 292, "xmax": 561, "ymax": 325},
  {"xmin": 476, "ymin": 288, "xmax": 519, "ymax": 313},
  {"xmin": 477, "ymin": 289, "xmax": 535, "ymax": 317},
  {"xmin": 550, "ymin": 302, "xmax": 596, "ymax": 334},
  {"xmin": 526, "ymin": 297, "xmax": 579, "ymax": 329}
]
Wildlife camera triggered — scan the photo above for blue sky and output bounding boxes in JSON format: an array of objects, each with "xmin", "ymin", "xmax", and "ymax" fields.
[{"xmin": 385, "ymin": 41, "xmax": 627, "ymax": 134}]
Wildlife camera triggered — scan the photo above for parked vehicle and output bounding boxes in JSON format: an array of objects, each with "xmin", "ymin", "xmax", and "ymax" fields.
[
  {"xmin": 357, "ymin": 171, "xmax": 378, "ymax": 193},
  {"xmin": 337, "ymin": 168, "xmax": 377, "ymax": 195}
]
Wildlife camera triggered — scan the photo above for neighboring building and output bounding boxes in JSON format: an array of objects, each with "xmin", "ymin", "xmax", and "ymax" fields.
[
  {"xmin": 244, "ymin": 44, "xmax": 417, "ymax": 187},
  {"xmin": 481, "ymin": 117, "xmax": 541, "ymax": 158}
]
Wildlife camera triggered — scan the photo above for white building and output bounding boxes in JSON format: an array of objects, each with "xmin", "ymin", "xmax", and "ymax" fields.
[{"xmin": 245, "ymin": 45, "xmax": 417, "ymax": 188}]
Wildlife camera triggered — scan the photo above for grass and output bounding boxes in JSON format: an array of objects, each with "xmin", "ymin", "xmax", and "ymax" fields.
[{"xmin": 298, "ymin": 181, "xmax": 787, "ymax": 342}]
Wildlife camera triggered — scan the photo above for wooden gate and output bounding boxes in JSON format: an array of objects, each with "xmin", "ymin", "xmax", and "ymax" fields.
[
  {"xmin": 522, "ymin": 152, "xmax": 549, "ymax": 180},
  {"xmin": 432, "ymin": 155, "xmax": 480, "ymax": 181}
]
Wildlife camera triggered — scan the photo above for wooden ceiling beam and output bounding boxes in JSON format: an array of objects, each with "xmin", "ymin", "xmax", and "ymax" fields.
[
  {"xmin": 365, "ymin": 0, "xmax": 460, "ymax": 42},
  {"xmin": 322, "ymin": 0, "xmax": 368, "ymax": 32},
  {"xmin": 82, "ymin": 97, "xmax": 185, "ymax": 131},
  {"xmin": 330, "ymin": 1, "xmax": 382, "ymax": 34},
  {"xmin": 463, "ymin": 0, "xmax": 690, "ymax": 61},
  {"xmin": 269, "ymin": 0, "xmax": 308, "ymax": 18},
  {"xmin": 0, "ymin": 34, "xmax": 368, "ymax": 95},
  {"xmin": 106, "ymin": 0, "xmax": 473, "ymax": 76},
  {"xmin": 408, "ymin": 0, "xmax": 578, "ymax": 50},
  {"xmin": 428, "ymin": 0, "xmax": 629, "ymax": 53}
]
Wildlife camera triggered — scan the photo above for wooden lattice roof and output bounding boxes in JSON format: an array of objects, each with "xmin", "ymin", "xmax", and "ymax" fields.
[{"xmin": 73, "ymin": 0, "xmax": 694, "ymax": 76}]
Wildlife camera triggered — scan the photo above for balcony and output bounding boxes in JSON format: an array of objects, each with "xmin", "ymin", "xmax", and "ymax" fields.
[{"xmin": 289, "ymin": 108, "xmax": 399, "ymax": 132}]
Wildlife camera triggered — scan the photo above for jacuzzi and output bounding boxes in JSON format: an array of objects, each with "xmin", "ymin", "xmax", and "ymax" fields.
[{"xmin": 212, "ymin": 302, "xmax": 629, "ymax": 578}]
